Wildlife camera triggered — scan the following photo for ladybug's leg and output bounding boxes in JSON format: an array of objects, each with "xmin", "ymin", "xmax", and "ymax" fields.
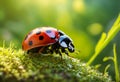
[
  {"xmin": 61, "ymin": 48, "xmax": 68, "ymax": 56},
  {"xmin": 38, "ymin": 47, "xmax": 46, "ymax": 54},
  {"xmin": 39, "ymin": 46, "xmax": 52, "ymax": 54},
  {"xmin": 51, "ymin": 42, "xmax": 59, "ymax": 53},
  {"xmin": 27, "ymin": 50, "xmax": 30, "ymax": 54},
  {"xmin": 46, "ymin": 45, "xmax": 53, "ymax": 54},
  {"xmin": 49, "ymin": 49, "xmax": 54, "ymax": 54},
  {"xmin": 53, "ymin": 47, "xmax": 63, "ymax": 59},
  {"xmin": 58, "ymin": 50, "xmax": 62, "ymax": 60},
  {"xmin": 50, "ymin": 42, "xmax": 63, "ymax": 59}
]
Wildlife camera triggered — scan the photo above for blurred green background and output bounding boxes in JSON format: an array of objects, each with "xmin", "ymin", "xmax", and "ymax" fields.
[{"xmin": 0, "ymin": 0, "xmax": 120, "ymax": 80}]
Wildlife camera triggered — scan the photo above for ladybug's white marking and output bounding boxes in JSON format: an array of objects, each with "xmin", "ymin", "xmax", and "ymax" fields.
[
  {"xmin": 60, "ymin": 41, "xmax": 67, "ymax": 48},
  {"xmin": 46, "ymin": 30, "xmax": 55, "ymax": 39}
]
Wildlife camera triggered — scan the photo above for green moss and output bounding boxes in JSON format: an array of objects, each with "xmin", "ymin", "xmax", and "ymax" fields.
[{"xmin": 0, "ymin": 47, "xmax": 112, "ymax": 82}]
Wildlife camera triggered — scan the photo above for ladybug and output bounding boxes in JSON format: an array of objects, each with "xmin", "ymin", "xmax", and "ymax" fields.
[{"xmin": 22, "ymin": 27, "xmax": 74, "ymax": 57}]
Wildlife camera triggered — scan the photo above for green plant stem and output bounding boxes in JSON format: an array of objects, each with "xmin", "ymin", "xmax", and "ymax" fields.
[
  {"xmin": 87, "ymin": 24, "xmax": 120, "ymax": 65},
  {"xmin": 104, "ymin": 64, "xmax": 111, "ymax": 75},
  {"xmin": 113, "ymin": 44, "xmax": 120, "ymax": 82}
]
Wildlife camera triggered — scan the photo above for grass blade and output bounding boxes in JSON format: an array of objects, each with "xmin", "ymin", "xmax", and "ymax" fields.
[
  {"xmin": 87, "ymin": 14, "xmax": 120, "ymax": 65},
  {"xmin": 113, "ymin": 44, "xmax": 119, "ymax": 82}
]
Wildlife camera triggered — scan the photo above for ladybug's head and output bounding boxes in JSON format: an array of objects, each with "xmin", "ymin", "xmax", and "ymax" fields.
[{"xmin": 58, "ymin": 35, "xmax": 74, "ymax": 52}]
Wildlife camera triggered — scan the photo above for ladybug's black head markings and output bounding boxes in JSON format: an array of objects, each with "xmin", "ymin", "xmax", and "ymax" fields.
[{"xmin": 58, "ymin": 30, "xmax": 74, "ymax": 52}]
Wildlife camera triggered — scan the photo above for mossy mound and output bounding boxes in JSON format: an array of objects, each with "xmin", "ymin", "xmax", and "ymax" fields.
[{"xmin": 0, "ymin": 47, "xmax": 112, "ymax": 82}]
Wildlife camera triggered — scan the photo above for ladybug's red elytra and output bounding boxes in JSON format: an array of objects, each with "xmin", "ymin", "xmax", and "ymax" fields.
[{"xmin": 22, "ymin": 27, "xmax": 74, "ymax": 57}]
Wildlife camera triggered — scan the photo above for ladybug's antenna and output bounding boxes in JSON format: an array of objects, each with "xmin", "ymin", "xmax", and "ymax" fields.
[{"xmin": 67, "ymin": 49, "xmax": 80, "ymax": 58}]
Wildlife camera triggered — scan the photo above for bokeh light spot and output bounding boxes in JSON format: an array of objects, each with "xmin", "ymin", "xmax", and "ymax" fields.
[
  {"xmin": 72, "ymin": 0, "xmax": 85, "ymax": 13},
  {"xmin": 87, "ymin": 23, "xmax": 103, "ymax": 35}
]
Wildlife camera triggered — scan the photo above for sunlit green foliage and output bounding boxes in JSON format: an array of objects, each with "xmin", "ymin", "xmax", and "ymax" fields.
[
  {"xmin": 103, "ymin": 44, "xmax": 119, "ymax": 82},
  {"xmin": 87, "ymin": 14, "xmax": 120, "ymax": 82},
  {"xmin": 87, "ymin": 14, "xmax": 120, "ymax": 65},
  {"xmin": 113, "ymin": 44, "xmax": 119, "ymax": 82}
]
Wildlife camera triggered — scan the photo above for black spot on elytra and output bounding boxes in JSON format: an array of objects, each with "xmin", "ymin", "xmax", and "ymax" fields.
[
  {"xmin": 39, "ymin": 36, "xmax": 44, "ymax": 40},
  {"xmin": 29, "ymin": 41, "xmax": 33, "ymax": 46},
  {"xmin": 46, "ymin": 30, "xmax": 51, "ymax": 33},
  {"xmin": 36, "ymin": 31, "xmax": 41, "ymax": 35}
]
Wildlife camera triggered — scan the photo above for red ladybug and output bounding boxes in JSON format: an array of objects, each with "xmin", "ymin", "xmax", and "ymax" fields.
[{"xmin": 22, "ymin": 27, "xmax": 74, "ymax": 57}]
